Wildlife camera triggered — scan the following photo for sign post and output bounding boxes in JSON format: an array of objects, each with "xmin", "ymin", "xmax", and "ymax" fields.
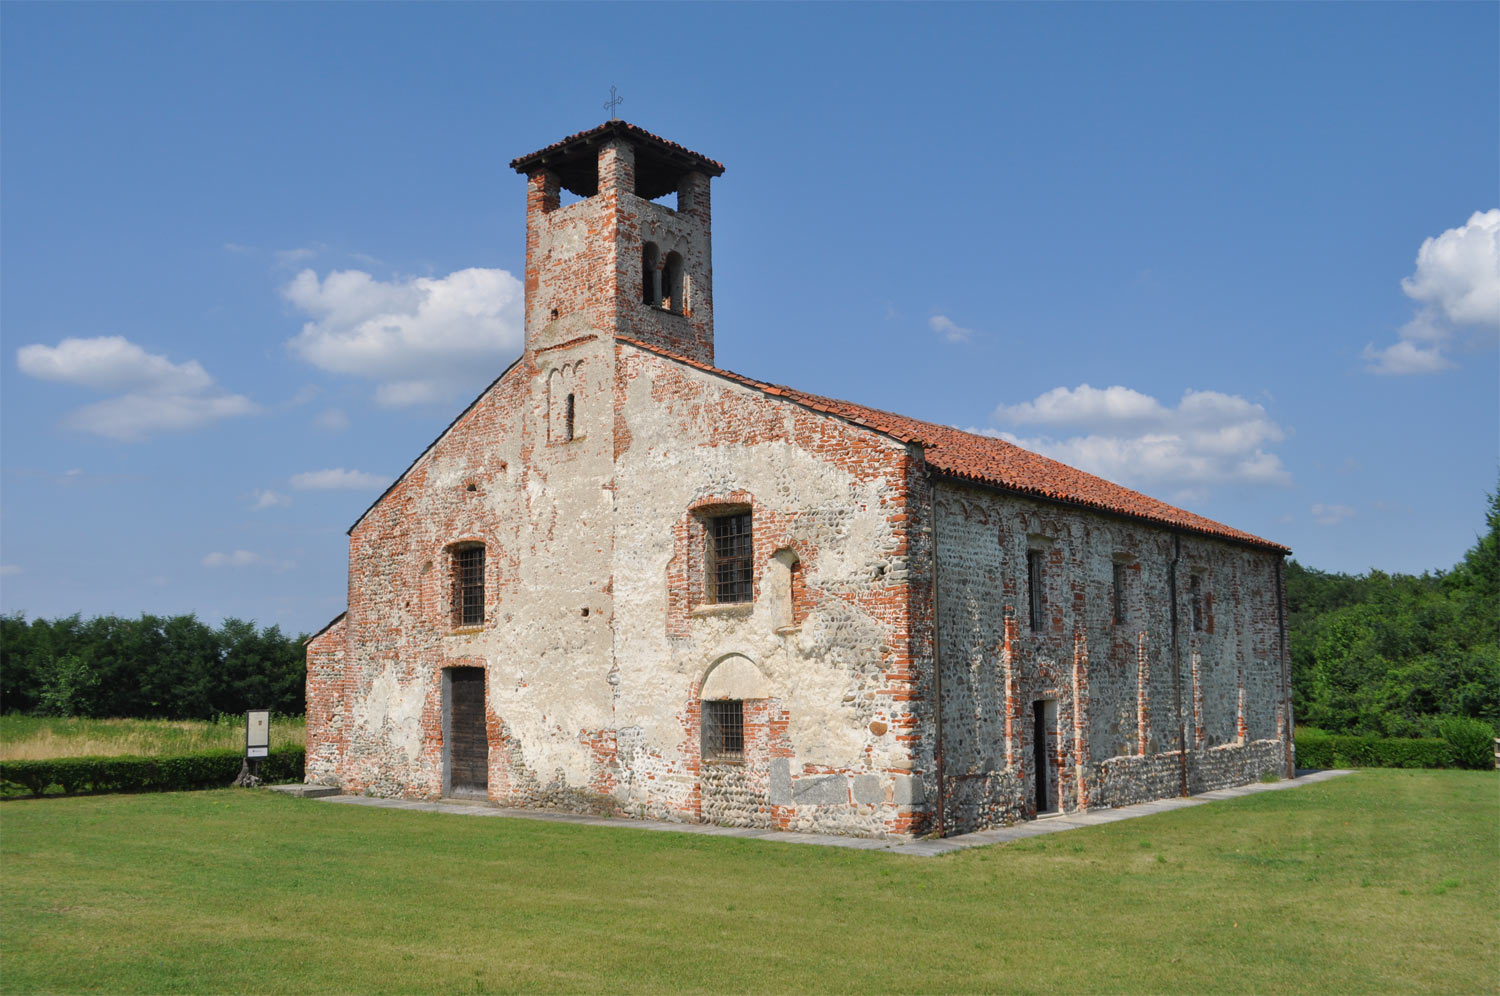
[{"xmin": 233, "ymin": 709, "xmax": 271, "ymax": 787}]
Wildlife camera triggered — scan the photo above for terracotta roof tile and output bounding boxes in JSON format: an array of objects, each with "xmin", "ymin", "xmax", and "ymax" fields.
[{"xmin": 619, "ymin": 337, "xmax": 1289, "ymax": 554}]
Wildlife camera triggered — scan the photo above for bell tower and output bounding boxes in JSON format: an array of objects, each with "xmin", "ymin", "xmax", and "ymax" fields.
[{"xmin": 510, "ymin": 121, "xmax": 724, "ymax": 365}]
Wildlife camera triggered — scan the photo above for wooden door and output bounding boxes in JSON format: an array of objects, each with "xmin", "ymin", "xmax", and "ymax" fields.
[{"xmin": 444, "ymin": 667, "xmax": 488, "ymax": 798}]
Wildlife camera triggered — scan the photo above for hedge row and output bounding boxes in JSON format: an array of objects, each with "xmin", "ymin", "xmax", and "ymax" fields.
[
  {"xmin": 1295, "ymin": 731, "xmax": 1454, "ymax": 769},
  {"xmin": 0, "ymin": 746, "xmax": 304, "ymax": 797}
]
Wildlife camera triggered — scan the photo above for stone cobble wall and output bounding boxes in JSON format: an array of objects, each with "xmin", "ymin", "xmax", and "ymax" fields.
[
  {"xmin": 304, "ymin": 614, "xmax": 346, "ymax": 785},
  {"xmin": 1091, "ymin": 739, "xmax": 1287, "ymax": 808},
  {"xmin": 699, "ymin": 761, "xmax": 769, "ymax": 827},
  {"xmin": 933, "ymin": 481, "xmax": 1290, "ymax": 833}
]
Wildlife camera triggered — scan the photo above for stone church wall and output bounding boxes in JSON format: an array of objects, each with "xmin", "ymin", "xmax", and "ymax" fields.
[
  {"xmin": 932, "ymin": 481, "xmax": 1290, "ymax": 834},
  {"xmin": 305, "ymin": 340, "xmax": 937, "ymax": 837},
  {"xmin": 607, "ymin": 343, "xmax": 932, "ymax": 838}
]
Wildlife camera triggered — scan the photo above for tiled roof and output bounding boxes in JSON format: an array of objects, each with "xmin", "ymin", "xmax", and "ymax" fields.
[
  {"xmin": 619, "ymin": 337, "xmax": 1289, "ymax": 554},
  {"xmin": 509, "ymin": 120, "xmax": 725, "ymax": 177}
]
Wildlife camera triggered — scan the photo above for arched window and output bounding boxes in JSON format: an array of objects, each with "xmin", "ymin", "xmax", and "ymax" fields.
[
  {"xmin": 767, "ymin": 548, "xmax": 807, "ymax": 630},
  {"xmin": 564, "ymin": 393, "xmax": 575, "ymax": 442},
  {"xmin": 663, "ymin": 251, "xmax": 684, "ymax": 314},
  {"xmin": 641, "ymin": 242, "xmax": 660, "ymax": 306}
]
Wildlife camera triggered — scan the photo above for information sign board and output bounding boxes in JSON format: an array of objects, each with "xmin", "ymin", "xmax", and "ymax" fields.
[{"xmin": 246, "ymin": 709, "xmax": 270, "ymax": 759}]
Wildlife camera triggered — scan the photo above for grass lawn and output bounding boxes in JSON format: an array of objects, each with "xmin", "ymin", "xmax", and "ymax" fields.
[
  {"xmin": 2, "ymin": 769, "xmax": 1495, "ymax": 995},
  {"xmin": 0, "ymin": 715, "xmax": 306, "ymax": 761}
]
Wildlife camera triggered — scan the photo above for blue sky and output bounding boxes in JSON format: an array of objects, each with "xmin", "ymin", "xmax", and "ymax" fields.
[{"xmin": 2, "ymin": 2, "xmax": 1496, "ymax": 636}]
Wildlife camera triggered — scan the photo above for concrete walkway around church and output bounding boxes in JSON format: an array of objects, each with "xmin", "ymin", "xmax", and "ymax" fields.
[{"xmin": 270, "ymin": 768, "xmax": 1354, "ymax": 857}]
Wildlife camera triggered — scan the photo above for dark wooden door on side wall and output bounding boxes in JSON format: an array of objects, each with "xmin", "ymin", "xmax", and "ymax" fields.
[{"xmin": 445, "ymin": 667, "xmax": 488, "ymax": 798}]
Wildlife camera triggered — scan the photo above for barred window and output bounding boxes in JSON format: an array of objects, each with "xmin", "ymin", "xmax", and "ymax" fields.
[
  {"xmin": 1027, "ymin": 550, "xmax": 1045, "ymax": 632},
  {"xmin": 702, "ymin": 699, "xmax": 744, "ymax": 760},
  {"xmin": 708, "ymin": 512, "xmax": 753, "ymax": 604},
  {"xmin": 454, "ymin": 546, "xmax": 485, "ymax": 627}
]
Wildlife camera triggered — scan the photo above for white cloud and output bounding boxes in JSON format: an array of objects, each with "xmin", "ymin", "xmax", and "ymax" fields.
[
  {"xmin": 18, "ymin": 336, "xmax": 214, "ymax": 394},
  {"xmin": 1311, "ymin": 503, "xmax": 1357, "ymax": 526},
  {"xmin": 1362, "ymin": 338, "xmax": 1454, "ymax": 375},
  {"xmin": 60, "ymin": 394, "xmax": 259, "ymax": 441},
  {"xmin": 15, "ymin": 336, "xmax": 258, "ymax": 441},
  {"xmin": 990, "ymin": 383, "xmax": 1291, "ymax": 491},
  {"xmin": 0, "ymin": 564, "xmax": 22, "ymax": 576},
  {"xmin": 290, "ymin": 468, "xmax": 385, "ymax": 490},
  {"xmin": 997, "ymin": 384, "xmax": 1168, "ymax": 428},
  {"xmin": 250, "ymin": 489, "xmax": 292, "ymax": 510},
  {"xmin": 1402, "ymin": 209, "xmax": 1500, "ymax": 327},
  {"xmin": 285, "ymin": 267, "xmax": 524, "ymax": 405},
  {"xmin": 1365, "ymin": 209, "xmax": 1500, "ymax": 374},
  {"xmin": 313, "ymin": 407, "xmax": 350, "ymax": 432},
  {"xmin": 929, "ymin": 314, "xmax": 974, "ymax": 343},
  {"xmin": 202, "ymin": 550, "xmax": 294, "ymax": 571}
]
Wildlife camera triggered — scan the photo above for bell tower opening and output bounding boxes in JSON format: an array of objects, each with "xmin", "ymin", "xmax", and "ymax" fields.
[{"xmin": 511, "ymin": 121, "xmax": 724, "ymax": 365}]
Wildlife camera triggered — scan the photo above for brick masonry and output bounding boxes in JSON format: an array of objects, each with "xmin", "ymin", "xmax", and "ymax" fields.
[{"xmin": 305, "ymin": 121, "xmax": 1293, "ymax": 839}]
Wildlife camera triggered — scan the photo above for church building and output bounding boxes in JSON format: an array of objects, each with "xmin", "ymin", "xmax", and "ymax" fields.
[{"xmin": 304, "ymin": 121, "xmax": 1294, "ymax": 838}]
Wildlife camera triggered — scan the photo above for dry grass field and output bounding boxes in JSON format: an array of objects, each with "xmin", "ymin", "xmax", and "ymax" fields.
[{"xmin": 0, "ymin": 714, "xmax": 306, "ymax": 761}]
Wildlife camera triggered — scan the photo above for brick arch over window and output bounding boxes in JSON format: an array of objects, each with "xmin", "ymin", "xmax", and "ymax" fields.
[
  {"xmin": 700, "ymin": 652, "xmax": 771, "ymax": 701},
  {"xmin": 664, "ymin": 491, "xmax": 825, "ymax": 637},
  {"xmin": 698, "ymin": 654, "xmax": 770, "ymax": 765},
  {"xmin": 546, "ymin": 360, "xmax": 585, "ymax": 445}
]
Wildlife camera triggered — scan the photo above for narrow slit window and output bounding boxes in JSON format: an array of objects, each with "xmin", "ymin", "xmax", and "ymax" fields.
[
  {"xmin": 708, "ymin": 512, "xmax": 753, "ymax": 604},
  {"xmin": 663, "ymin": 251, "xmax": 684, "ymax": 314},
  {"xmin": 454, "ymin": 546, "xmax": 485, "ymax": 627},
  {"xmin": 1190, "ymin": 574, "xmax": 1204, "ymax": 632},
  {"xmin": 1027, "ymin": 550, "xmax": 1045, "ymax": 632},
  {"xmin": 564, "ymin": 393, "xmax": 575, "ymax": 442},
  {"xmin": 1112, "ymin": 562, "xmax": 1127, "ymax": 625},
  {"xmin": 702, "ymin": 699, "xmax": 744, "ymax": 760},
  {"xmin": 641, "ymin": 242, "xmax": 660, "ymax": 306}
]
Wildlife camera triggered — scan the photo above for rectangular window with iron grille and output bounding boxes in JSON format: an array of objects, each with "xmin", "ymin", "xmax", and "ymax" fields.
[
  {"xmin": 707, "ymin": 512, "xmax": 753, "ymax": 604},
  {"xmin": 454, "ymin": 546, "xmax": 485, "ymax": 627},
  {"xmin": 702, "ymin": 699, "xmax": 744, "ymax": 760}
]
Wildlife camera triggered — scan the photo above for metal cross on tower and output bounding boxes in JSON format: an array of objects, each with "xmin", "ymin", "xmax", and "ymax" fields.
[{"xmin": 604, "ymin": 85, "xmax": 623, "ymax": 119}]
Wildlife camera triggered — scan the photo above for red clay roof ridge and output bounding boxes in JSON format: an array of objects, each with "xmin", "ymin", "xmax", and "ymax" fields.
[{"xmin": 615, "ymin": 336, "xmax": 1288, "ymax": 554}]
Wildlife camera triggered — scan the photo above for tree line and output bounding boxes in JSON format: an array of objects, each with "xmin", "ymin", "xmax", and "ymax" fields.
[
  {"xmin": 0, "ymin": 614, "xmax": 306, "ymax": 719},
  {"xmin": 1286, "ymin": 486, "xmax": 1498, "ymax": 738}
]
